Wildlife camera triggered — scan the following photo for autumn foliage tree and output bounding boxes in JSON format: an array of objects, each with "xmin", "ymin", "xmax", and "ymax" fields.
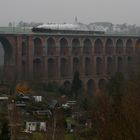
[{"xmin": 91, "ymin": 73, "xmax": 140, "ymax": 140}]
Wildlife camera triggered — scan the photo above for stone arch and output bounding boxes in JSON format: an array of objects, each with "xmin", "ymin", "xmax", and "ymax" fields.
[
  {"xmin": 83, "ymin": 38, "xmax": 92, "ymax": 54},
  {"xmin": 127, "ymin": 56, "xmax": 133, "ymax": 74},
  {"xmin": 117, "ymin": 57, "xmax": 123, "ymax": 73},
  {"xmin": 60, "ymin": 58, "xmax": 68, "ymax": 77},
  {"xmin": 105, "ymin": 39, "xmax": 114, "ymax": 54},
  {"xmin": 85, "ymin": 57, "xmax": 91, "ymax": 75},
  {"xmin": 73, "ymin": 57, "xmax": 80, "ymax": 74},
  {"xmin": 96, "ymin": 57, "xmax": 103, "ymax": 75},
  {"xmin": 0, "ymin": 43, "xmax": 4, "ymax": 66},
  {"xmin": 64, "ymin": 80, "xmax": 71, "ymax": 87},
  {"xmin": 0, "ymin": 37, "xmax": 14, "ymax": 81},
  {"xmin": 135, "ymin": 39, "xmax": 140, "ymax": 54},
  {"xmin": 33, "ymin": 58, "xmax": 42, "ymax": 78},
  {"xmin": 48, "ymin": 58, "xmax": 55, "ymax": 78},
  {"xmin": 87, "ymin": 79, "xmax": 96, "ymax": 95},
  {"xmin": 0, "ymin": 37, "xmax": 13, "ymax": 65},
  {"xmin": 107, "ymin": 57, "xmax": 113, "ymax": 76},
  {"xmin": 21, "ymin": 60, "xmax": 26, "ymax": 79},
  {"xmin": 126, "ymin": 39, "xmax": 133, "ymax": 54},
  {"xmin": 98, "ymin": 79, "xmax": 106, "ymax": 91},
  {"xmin": 116, "ymin": 39, "xmax": 124, "ymax": 54},
  {"xmin": 64, "ymin": 80, "xmax": 71, "ymax": 89},
  {"xmin": 0, "ymin": 42, "xmax": 4, "ymax": 82},
  {"xmin": 34, "ymin": 38, "xmax": 43, "ymax": 56},
  {"xmin": 128, "ymin": 56, "xmax": 132, "ymax": 64},
  {"xmin": 22, "ymin": 42, "xmax": 27, "ymax": 56},
  {"xmin": 60, "ymin": 38, "xmax": 69, "ymax": 55},
  {"xmin": 47, "ymin": 38, "xmax": 56, "ymax": 55},
  {"xmin": 94, "ymin": 39, "xmax": 103, "ymax": 54},
  {"xmin": 72, "ymin": 38, "xmax": 80, "ymax": 55}
]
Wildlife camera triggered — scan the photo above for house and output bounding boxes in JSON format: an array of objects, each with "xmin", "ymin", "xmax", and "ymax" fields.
[
  {"xmin": 33, "ymin": 110, "xmax": 52, "ymax": 117},
  {"xmin": 0, "ymin": 96, "xmax": 8, "ymax": 100},
  {"xmin": 25, "ymin": 121, "xmax": 46, "ymax": 132},
  {"xmin": 33, "ymin": 96, "xmax": 42, "ymax": 102}
]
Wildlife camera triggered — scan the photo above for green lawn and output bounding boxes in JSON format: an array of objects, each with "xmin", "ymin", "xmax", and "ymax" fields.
[
  {"xmin": 32, "ymin": 132, "xmax": 45, "ymax": 140},
  {"xmin": 65, "ymin": 134, "xmax": 76, "ymax": 140}
]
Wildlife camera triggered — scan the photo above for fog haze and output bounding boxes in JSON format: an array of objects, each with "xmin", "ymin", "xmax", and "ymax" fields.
[{"xmin": 0, "ymin": 0, "xmax": 139, "ymax": 26}]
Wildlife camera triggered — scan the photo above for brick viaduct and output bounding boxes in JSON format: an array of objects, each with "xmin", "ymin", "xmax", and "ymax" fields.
[{"xmin": 0, "ymin": 32, "xmax": 140, "ymax": 91}]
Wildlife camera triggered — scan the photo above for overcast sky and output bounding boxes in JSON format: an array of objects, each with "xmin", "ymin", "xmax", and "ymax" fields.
[{"xmin": 0, "ymin": 0, "xmax": 139, "ymax": 26}]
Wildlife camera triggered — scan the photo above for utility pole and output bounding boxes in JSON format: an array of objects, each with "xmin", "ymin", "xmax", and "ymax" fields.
[{"xmin": 8, "ymin": 100, "xmax": 21, "ymax": 140}]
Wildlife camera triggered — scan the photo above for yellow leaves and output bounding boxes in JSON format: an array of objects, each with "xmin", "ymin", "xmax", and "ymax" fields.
[{"xmin": 16, "ymin": 81, "xmax": 32, "ymax": 94}]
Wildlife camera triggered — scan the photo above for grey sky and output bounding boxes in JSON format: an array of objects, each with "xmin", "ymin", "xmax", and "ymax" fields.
[{"xmin": 0, "ymin": 0, "xmax": 139, "ymax": 26}]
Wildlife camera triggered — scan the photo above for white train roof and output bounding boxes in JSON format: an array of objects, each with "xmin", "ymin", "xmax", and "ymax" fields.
[{"xmin": 37, "ymin": 23, "xmax": 91, "ymax": 31}]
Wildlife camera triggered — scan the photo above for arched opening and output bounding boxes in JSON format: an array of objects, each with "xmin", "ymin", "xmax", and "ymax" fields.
[
  {"xmin": 94, "ymin": 39, "xmax": 103, "ymax": 54},
  {"xmin": 0, "ymin": 37, "xmax": 13, "ymax": 82},
  {"xmin": 105, "ymin": 39, "xmax": 114, "ymax": 54},
  {"xmin": 87, "ymin": 79, "xmax": 96, "ymax": 95},
  {"xmin": 64, "ymin": 80, "xmax": 71, "ymax": 87},
  {"xmin": 0, "ymin": 43, "xmax": 4, "ymax": 81},
  {"xmin": 33, "ymin": 58, "xmax": 42, "ymax": 78},
  {"xmin": 83, "ymin": 39, "xmax": 92, "ymax": 54},
  {"xmin": 48, "ymin": 58, "xmax": 55, "ymax": 78},
  {"xmin": 127, "ymin": 56, "xmax": 133, "ymax": 74},
  {"xmin": 64, "ymin": 80, "xmax": 71, "ymax": 92},
  {"xmin": 85, "ymin": 57, "xmax": 91, "ymax": 75},
  {"xmin": 73, "ymin": 57, "xmax": 80, "ymax": 74},
  {"xmin": 21, "ymin": 60, "xmax": 26, "ymax": 80},
  {"xmin": 34, "ymin": 38, "xmax": 43, "ymax": 57},
  {"xmin": 98, "ymin": 79, "xmax": 106, "ymax": 91},
  {"xmin": 60, "ymin": 58, "xmax": 68, "ymax": 77},
  {"xmin": 60, "ymin": 38, "xmax": 69, "ymax": 55},
  {"xmin": 117, "ymin": 57, "xmax": 123, "ymax": 73},
  {"xmin": 128, "ymin": 56, "xmax": 132, "ymax": 65},
  {"xmin": 22, "ymin": 42, "xmax": 27, "ymax": 57},
  {"xmin": 116, "ymin": 39, "xmax": 124, "ymax": 54},
  {"xmin": 135, "ymin": 39, "xmax": 140, "ymax": 55},
  {"xmin": 47, "ymin": 38, "xmax": 56, "ymax": 55},
  {"xmin": 96, "ymin": 57, "xmax": 103, "ymax": 75},
  {"xmin": 72, "ymin": 38, "xmax": 80, "ymax": 55},
  {"xmin": 126, "ymin": 39, "xmax": 133, "ymax": 54},
  {"xmin": 107, "ymin": 57, "xmax": 113, "ymax": 76},
  {"xmin": 0, "ymin": 37, "xmax": 13, "ymax": 65}
]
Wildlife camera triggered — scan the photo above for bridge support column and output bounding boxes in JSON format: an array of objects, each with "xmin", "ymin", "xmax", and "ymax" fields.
[
  {"xmin": 114, "ymin": 56, "xmax": 118, "ymax": 73},
  {"xmin": 56, "ymin": 39, "xmax": 60, "ymax": 79},
  {"xmin": 42, "ymin": 37, "xmax": 47, "ymax": 79},
  {"xmin": 57, "ymin": 57, "xmax": 60, "ymax": 79},
  {"xmin": 16, "ymin": 35, "xmax": 22, "ymax": 81},
  {"xmin": 93, "ymin": 56, "xmax": 96, "ymax": 76},
  {"xmin": 81, "ymin": 56, "xmax": 85, "ymax": 77},
  {"xmin": 103, "ymin": 56, "xmax": 106, "ymax": 76},
  {"xmin": 28, "ymin": 36, "xmax": 33, "ymax": 80}
]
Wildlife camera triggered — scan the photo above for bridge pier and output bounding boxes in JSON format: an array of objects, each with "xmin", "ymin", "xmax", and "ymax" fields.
[{"xmin": 27, "ymin": 36, "xmax": 34, "ymax": 80}]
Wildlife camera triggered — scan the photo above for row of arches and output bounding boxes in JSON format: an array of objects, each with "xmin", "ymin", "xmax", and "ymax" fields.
[
  {"xmin": 87, "ymin": 79, "xmax": 106, "ymax": 94},
  {"xmin": 21, "ymin": 38, "xmax": 140, "ymax": 57},
  {"xmin": 0, "ymin": 36, "xmax": 136, "ymax": 82},
  {"xmin": 63, "ymin": 79, "xmax": 107, "ymax": 95},
  {"xmin": 21, "ymin": 56, "xmax": 133, "ymax": 79}
]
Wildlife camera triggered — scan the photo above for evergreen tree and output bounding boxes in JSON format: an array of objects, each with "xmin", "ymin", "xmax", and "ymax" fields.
[
  {"xmin": 107, "ymin": 72, "xmax": 125, "ymax": 102},
  {"xmin": 71, "ymin": 71, "xmax": 82, "ymax": 98},
  {"xmin": 81, "ymin": 98, "xmax": 88, "ymax": 111}
]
